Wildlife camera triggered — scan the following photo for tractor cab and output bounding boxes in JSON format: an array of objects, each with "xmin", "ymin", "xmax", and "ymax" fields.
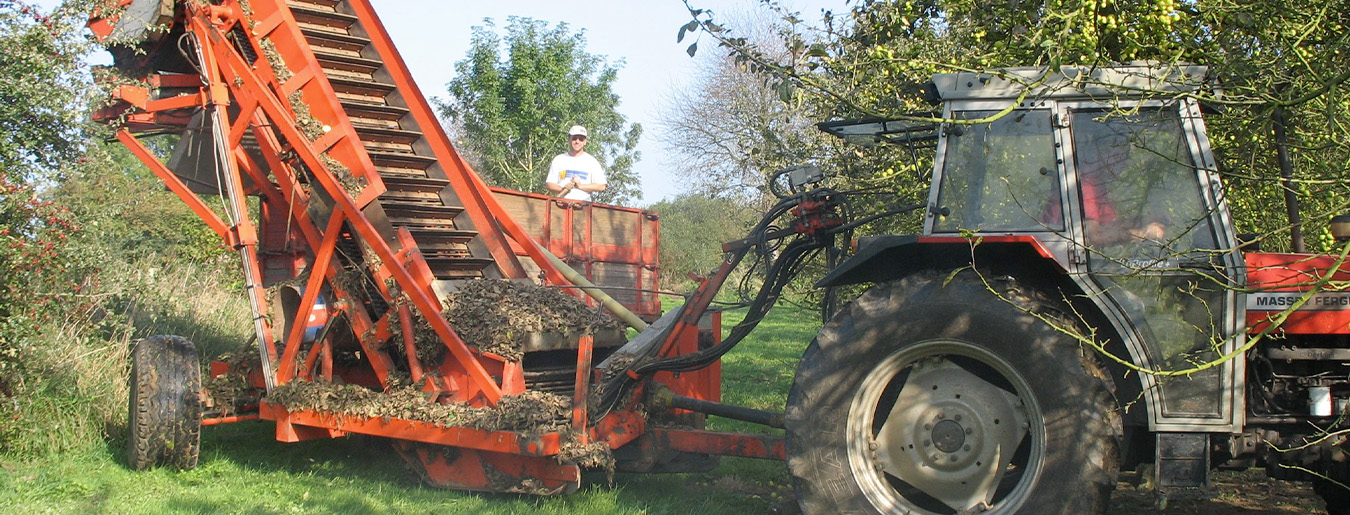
[{"xmin": 823, "ymin": 65, "xmax": 1248, "ymax": 432}]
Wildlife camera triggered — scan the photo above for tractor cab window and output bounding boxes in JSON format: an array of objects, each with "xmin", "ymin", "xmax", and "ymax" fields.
[
  {"xmin": 932, "ymin": 110, "xmax": 1060, "ymax": 233},
  {"xmin": 1072, "ymin": 106, "xmax": 1228, "ymax": 417},
  {"xmin": 1072, "ymin": 108, "xmax": 1217, "ymax": 261}
]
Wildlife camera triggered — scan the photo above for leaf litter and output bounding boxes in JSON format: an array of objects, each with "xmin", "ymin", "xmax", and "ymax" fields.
[{"xmin": 261, "ymin": 280, "xmax": 626, "ymax": 478}]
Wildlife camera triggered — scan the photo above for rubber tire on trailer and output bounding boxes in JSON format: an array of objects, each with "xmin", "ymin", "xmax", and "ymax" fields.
[
  {"xmin": 785, "ymin": 270, "xmax": 1120, "ymax": 514},
  {"xmin": 126, "ymin": 335, "xmax": 202, "ymax": 471}
]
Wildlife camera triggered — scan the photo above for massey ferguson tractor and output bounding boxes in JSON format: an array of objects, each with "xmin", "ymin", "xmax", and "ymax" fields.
[{"xmin": 91, "ymin": 1, "xmax": 1350, "ymax": 514}]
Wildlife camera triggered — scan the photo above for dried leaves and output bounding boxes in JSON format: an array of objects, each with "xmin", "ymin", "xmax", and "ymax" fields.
[
  {"xmin": 203, "ymin": 373, "xmax": 248, "ymax": 416},
  {"xmin": 442, "ymin": 279, "xmax": 625, "ymax": 361},
  {"xmin": 203, "ymin": 346, "xmax": 264, "ymax": 417},
  {"xmin": 258, "ymin": 37, "xmax": 292, "ymax": 83},
  {"xmin": 287, "ymin": 91, "xmax": 325, "ymax": 140},
  {"xmin": 265, "ymin": 378, "xmax": 616, "ymax": 478},
  {"xmin": 320, "ymin": 154, "xmax": 365, "ymax": 197},
  {"xmin": 558, "ymin": 434, "xmax": 615, "ymax": 481},
  {"xmin": 264, "ymin": 380, "xmax": 574, "ymax": 436}
]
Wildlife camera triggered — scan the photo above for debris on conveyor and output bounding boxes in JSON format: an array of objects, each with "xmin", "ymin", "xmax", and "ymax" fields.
[
  {"xmin": 264, "ymin": 379, "xmax": 570, "ymax": 435},
  {"xmin": 441, "ymin": 279, "xmax": 625, "ymax": 361}
]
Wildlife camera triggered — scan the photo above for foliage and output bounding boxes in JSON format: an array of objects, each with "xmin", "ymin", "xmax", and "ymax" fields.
[
  {"xmin": 0, "ymin": 256, "xmax": 250, "ymax": 457},
  {"xmin": 437, "ymin": 17, "xmax": 642, "ymax": 205},
  {"xmin": 0, "ymin": 137, "xmax": 238, "ymax": 457},
  {"xmin": 0, "ymin": 1, "xmax": 96, "ymax": 179},
  {"xmin": 0, "ymin": 168, "xmax": 82, "ymax": 380},
  {"xmin": 0, "ymin": 0, "xmax": 103, "ymax": 390},
  {"xmin": 0, "ymin": 0, "xmax": 236, "ymax": 458},
  {"xmin": 50, "ymin": 140, "xmax": 228, "ymax": 266},
  {"xmin": 647, "ymin": 192, "xmax": 760, "ymax": 292},
  {"xmin": 680, "ymin": 0, "xmax": 1350, "ymax": 253}
]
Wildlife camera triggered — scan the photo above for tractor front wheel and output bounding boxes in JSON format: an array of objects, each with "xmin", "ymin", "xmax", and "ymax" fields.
[
  {"xmin": 786, "ymin": 270, "xmax": 1119, "ymax": 514},
  {"xmin": 126, "ymin": 335, "xmax": 202, "ymax": 470}
]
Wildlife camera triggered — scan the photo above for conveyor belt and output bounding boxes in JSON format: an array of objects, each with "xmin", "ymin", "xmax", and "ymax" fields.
[{"xmin": 283, "ymin": 0, "xmax": 502, "ymax": 284}]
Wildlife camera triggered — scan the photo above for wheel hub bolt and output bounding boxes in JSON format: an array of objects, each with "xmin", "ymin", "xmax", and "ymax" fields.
[{"xmin": 954, "ymin": 414, "xmax": 962, "ymax": 421}]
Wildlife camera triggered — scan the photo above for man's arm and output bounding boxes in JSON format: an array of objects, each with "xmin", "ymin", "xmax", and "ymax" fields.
[
  {"xmin": 546, "ymin": 155, "xmax": 573, "ymax": 196},
  {"xmin": 572, "ymin": 181, "xmax": 606, "ymax": 193},
  {"xmin": 547, "ymin": 179, "xmax": 573, "ymax": 195}
]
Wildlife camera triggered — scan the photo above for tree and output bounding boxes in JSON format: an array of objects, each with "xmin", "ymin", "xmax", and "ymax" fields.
[
  {"xmin": 437, "ymin": 17, "xmax": 642, "ymax": 205},
  {"xmin": 683, "ymin": 0, "xmax": 1350, "ymax": 253},
  {"xmin": 0, "ymin": 0, "xmax": 104, "ymax": 373},
  {"xmin": 647, "ymin": 192, "xmax": 759, "ymax": 292},
  {"xmin": 0, "ymin": 1, "xmax": 97, "ymax": 179},
  {"xmin": 660, "ymin": 9, "xmax": 830, "ymax": 201}
]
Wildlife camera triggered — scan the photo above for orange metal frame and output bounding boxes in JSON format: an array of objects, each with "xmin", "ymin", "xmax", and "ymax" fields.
[
  {"xmin": 92, "ymin": 0, "xmax": 791, "ymax": 492},
  {"xmin": 91, "ymin": 0, "xmax": 520, "ymax": 405},
  {"xmin": 492, "ymin": 187, "xmax": 662, "ymax": 318}
]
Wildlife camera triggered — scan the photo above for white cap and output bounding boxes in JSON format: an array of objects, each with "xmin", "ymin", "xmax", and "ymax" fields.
[{"xmin": 568, "ymin": 125, "xmax": 588, "ymax": 137}]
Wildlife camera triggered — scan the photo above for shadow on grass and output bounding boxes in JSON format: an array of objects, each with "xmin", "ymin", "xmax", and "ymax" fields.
[
  {"xmin": 121, "ymin": 302, "xmax": 822, "ymax": 514},
  {"xmin": 173, "ymin": 418, "xmax": 793, "ymax": 514}
]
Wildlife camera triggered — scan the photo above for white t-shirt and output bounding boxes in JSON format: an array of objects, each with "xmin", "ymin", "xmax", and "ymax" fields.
[{"xmin": 547, "ymin": 151, "xmax": 606, "ymax": 201}]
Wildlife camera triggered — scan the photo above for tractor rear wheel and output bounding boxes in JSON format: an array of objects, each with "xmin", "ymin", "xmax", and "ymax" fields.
[
  {"xmin": 126, "ymin": 335, "xmax": 202, "ymax": 470},
  {"xmin": 1314, "ymin": 475, "xmax": 1350, "ymax": 515},
  {"xmin": 785, "ymin": 270, "xmax": 1119, "ymax": 514}
]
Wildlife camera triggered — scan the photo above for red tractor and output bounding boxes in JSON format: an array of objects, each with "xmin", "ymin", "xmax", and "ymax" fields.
[
  {"xmin": 92, "ymin": 1, "xmax": 1350, "ymax": 513},
  {"xmin": 803, "ymin": 65, "xmax": 1350, "ymax": 513}
]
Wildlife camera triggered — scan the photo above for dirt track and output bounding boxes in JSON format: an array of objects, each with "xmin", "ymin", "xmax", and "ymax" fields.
[
  {"xmin": 755, "ymin": 467, "xmax": 1326, "ymax": 514},
  {"xmin": 1110, "ymin": 468, "xmax": 1325, "ymax": 514}
]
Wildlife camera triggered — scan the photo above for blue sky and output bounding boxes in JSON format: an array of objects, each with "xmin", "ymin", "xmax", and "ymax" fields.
[
  {"xmin": 375, "ymin": 0, "xmax": 846, "ymax": 205},
  {"xmin": 44, "ymin": 0, "xmax": 846, "ymax": 205}
]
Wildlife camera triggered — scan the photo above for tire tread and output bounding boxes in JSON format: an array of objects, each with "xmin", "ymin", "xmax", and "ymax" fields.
[{"xmin": 126, "ymin": 335, "xmax": 201, "ymax": 471}]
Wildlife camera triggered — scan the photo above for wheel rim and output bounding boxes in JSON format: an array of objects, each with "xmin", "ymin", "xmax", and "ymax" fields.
[{"xmin": 848, "ymin": 339, "xmax": 1045, "ymax": 514}]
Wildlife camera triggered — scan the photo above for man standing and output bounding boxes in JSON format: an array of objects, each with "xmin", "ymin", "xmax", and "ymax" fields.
[{"xmin": 547, "ymin": 125, "xmax": 607, "ymax": 201}]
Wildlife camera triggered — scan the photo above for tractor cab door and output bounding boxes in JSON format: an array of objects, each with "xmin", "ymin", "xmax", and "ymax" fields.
[{"xmin": 1062, "ymin": 101, "xmax": 1245, "ymax": 431}]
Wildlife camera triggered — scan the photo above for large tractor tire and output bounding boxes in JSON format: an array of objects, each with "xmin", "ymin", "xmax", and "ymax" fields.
[
  {"xmin": 126, "ymin": 335, "xmax": 202, "ymax": 471},
  {"xmin": 786, "ymin": 270, "xmax": 1120, "ymax": 514},
  {"xmin": 1314, "ymin": 474, "xmax": 1350, "ymax": 515}
]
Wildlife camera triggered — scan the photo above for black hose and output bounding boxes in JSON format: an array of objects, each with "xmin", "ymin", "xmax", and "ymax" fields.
[
  {"xmin": 597, "ymin": 187, "xmax": 857, "ymax": 413},
  {"xmin": 634, "ymin": 237, "xmax": 822, "ymax": 374}
]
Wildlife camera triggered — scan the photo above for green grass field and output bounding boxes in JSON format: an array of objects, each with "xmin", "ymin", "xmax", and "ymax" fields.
[{"xmin": 0, "ymin": 302, "xmax": 822, "ymax": 515}]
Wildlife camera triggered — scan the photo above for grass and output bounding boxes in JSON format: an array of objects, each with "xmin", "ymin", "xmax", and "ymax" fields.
[
  {"xmin": 0, "ymin": 258, "xmax": 249, "ymax": 458},
  {"xmin": 0, "ymin": 293, "xmax": 823, "ymax": 514},
  {"xmin": 1, "ymin": 274, "xmax": 1330, "ymax": 514}
]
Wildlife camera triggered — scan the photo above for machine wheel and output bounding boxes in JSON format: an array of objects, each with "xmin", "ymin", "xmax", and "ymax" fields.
[
  {"xmin": 786, "ymin": 270, "xmax": 1119, "ymax": 514},
  {"xmin": 126, "ymin": 335, "xmax": 202, "ymax": 470}
]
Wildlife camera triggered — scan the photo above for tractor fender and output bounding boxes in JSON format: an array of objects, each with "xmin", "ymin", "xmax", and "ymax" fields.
[
  {"xmin": 817, "ymin": 234, "xmax": 1149, "ymax": 430},
  {"xmin": 817, "ymin": 234, "xmax": 1066, "ymax": 288}
]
